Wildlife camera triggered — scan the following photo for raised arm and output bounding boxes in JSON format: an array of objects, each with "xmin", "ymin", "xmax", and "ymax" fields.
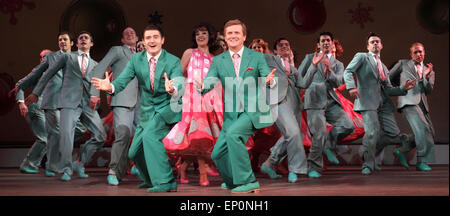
[{"xmin": 89, "ymin": 47, "xmax": 120, "ymax": 97}]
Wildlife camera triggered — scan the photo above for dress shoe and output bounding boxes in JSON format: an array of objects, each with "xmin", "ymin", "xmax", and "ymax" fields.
[
  {"xmin": 393, "ymin": 149, "xmax": 410, "ymax": 168},
  {"xmin": 61, "ymin": 173, "xmax": 71, "ymax": 181},
  {"xmin": 72, "ymin": 163, "xmax": 88, "ymax": 178},
  {"xmin": 288, "ymin": 172, "xmax": 298, "ymax": 183},
  {"xmin": 374, "ymin": 164, "xmax": 382, "ymax": 171},
  {"xmin": 323, "ymin": 149, "xmax": 340, "ymax": 165},
  {"xmin": 45, "ymin": 170, "xmax": 56, "ymax": 177},
  {"xmin": 362, "ymin": 167, "xmax": 372, "ymax": 175},
  {"xmin": 19, "ymin": 166, "xmax": 38, "ymax": 174},
  {"xmin": 147, "ymin": 181, "xmax": 177, "ymax": 192},
  {"xmin": 221, "ymin": 183, "xmax": 234, "ymax": 190},
  {"xmin": 137, "ymin": 182, "xmax": 152, "ymax": 188},
  {"xmin": 416, "ymin": 162, "xmax": 431, "ymax": 171},
  {"xmin": 231, "ymin": 181, "xmax": 260, "ymax": 194},
  {"xmin": 261, "ymin": 164, "xmax": 282, "ymax": 179},
  {"xmin": 107, "ymin": 175, "xmax": 119, "ymax": 186},
  {"xmin": 308, "ymin": 170, "xmax": 322, "ymax": 178}
]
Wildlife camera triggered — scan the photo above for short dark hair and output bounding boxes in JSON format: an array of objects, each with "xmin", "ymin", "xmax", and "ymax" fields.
[
  {"xmin": 143, "ymin": 24, "xmax": 164, "ymax": 38},
  {"xmin": 77, "ymin": 31, "xmax": 94, "ymax": 42},
  {"xmin": 273, "ymin": 37, "xmax": 289, "ymax": 51},
  {"xmin": 58, "ymin": 31, "xmax": 74, "ymax": 42},
  {"xmin": 191, "ymin": 22, "xmax": 216, "ymax": 53},
  {"xmin": 317, "ymin": 32, "xmax": 334, "ymax": 43},
  {"xmin": 367, "ymin": 32, "xmax": 381, "ymax": 45}
]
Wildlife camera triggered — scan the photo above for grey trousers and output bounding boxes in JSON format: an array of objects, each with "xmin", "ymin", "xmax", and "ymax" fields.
[
  {"xmin": 44, "ymin": 109, "xmax": 87, "ymax": 172},
  {"xmin": 361, "ymin": 104, "xmax": 401, "ymax": 170},
  {"xmin": 20, "ymin": 103, "xmax": 47, "ymax": 169},
  {"xmin": 267, "ymin": 92, "xmax": 307, "ymax": 174},
  {"xmin": 400, "ymin": 101, "xmax": 435, "ymax": 163},
  {"xmin": 59, "ymin": 104, "xmax": 106, "ymax": 175},
  {"xmin": 306, "ymin": 99, "xmax": 354, "ymax": 172},
  {"xmin": 109, "ymin": 106, "xmax": 136, "ymax": 179}
]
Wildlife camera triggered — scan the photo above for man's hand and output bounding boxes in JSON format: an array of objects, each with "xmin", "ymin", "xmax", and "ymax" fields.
[
  {"xmin": 403, "ymin": 79, "xmax": 417, "ymax": 91},
  {"xmin": 91, "ymin": 71, "xmax": 113, "ymax": 92},
  {"xmin": 265, "ymin": 68, "xmax": 277, "ymax": 85},
  {"xmin": 349, "ymin": 88, "xmax": 360, "ymax": 99},
  {"xmin": 18, "ymin": 102, "xmax": 28, "ymax": 117},
  {"xmin": 424, "ymin": 63, "xmax": 433, "ymax": 79},
  {"xmin": 289, "ymin": 50, "xmax": 295, "ymax": 66},
  {"xmin": 25, "ymin": 94, "xmax": 39, "ymax": 106},
  {"xmin": 90, "ymin": 96, "xmax": 100, "ymax": 110},
  {"xmin": 164, "ymin": 73, "xmax": 175, "ymax": 94},
  {"xmin": 312, "ymin": 51, "xmax": 325, "ymax": 67},
  {"xmin": 8, "ymin": 86, "xmax": 19, "ymax": 98}
]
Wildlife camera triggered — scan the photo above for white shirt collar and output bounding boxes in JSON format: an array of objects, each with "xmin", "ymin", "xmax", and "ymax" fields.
[
  {"xmin": 77, "ymin": 50, "xmax": 90, "ymax": 59},
  {"xmin": 147, "ymin": 50, "xmax": 162, "ymax": 63},
  {"xmin": 229, "ymin": 46, "xmax": 244, "ymax": 58},
  {"xmin": 369, "ymin": 52, "xmax": 380, "ymax": 59}
]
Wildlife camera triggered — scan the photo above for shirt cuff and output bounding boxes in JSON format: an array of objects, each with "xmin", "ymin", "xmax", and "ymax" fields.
[
  {"xmin": 110, "ymin": 84, "xmax": 115, "ymax": 94},
  {"xmin": 17, "ymin": 100, "xmax": 24, "ymax": 103}
]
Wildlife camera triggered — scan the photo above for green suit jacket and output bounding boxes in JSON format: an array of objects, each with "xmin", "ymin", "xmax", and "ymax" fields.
[
  {"xmin": 202, "ymin": 47, "xmax": 273, "ymax": 129},
  {"xmin": 111, "ymin": 49, "xmax": 183, "ymax": 126}
]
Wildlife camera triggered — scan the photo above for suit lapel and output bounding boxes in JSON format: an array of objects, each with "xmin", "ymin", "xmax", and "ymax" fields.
[
  {"xmin": 122, "ymin": 45, "xmax": 131, "ymax": 59},
  {"xmin": 138, "ymin": 51, "xmax": 151, "ymax": 91},
  {"xmin": 154, "ymin": 49, "xmax": 166, "ymax": 91},
  {"xmin": 222, "ymin": 51, "xmax": 235, "ymax": 78},
  {"xmin": 71, "ymin": 52, "xmax": 83, "ymax": 76},
  {"xmin": 366, "ymin": 53, "xmax": 379, "ymax": 79},
  {"xmin": 274, "ymin": 55, "xmax": 286, "ymax": 74},
  {"xmin": 407, "ymin": 59, "xmax": 419, "ymax": 79},
  {"xmin": 239, "ymin": 48, "xmax": 251, "ymax": 79}
]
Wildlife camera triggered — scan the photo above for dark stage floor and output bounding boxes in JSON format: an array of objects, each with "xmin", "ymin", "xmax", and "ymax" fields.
[{"xmin": 0, "ymin": 165, "xmax": 448, "ymax": 196}]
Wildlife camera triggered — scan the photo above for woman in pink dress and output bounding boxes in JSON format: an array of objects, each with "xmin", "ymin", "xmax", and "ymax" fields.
[{"xmin": 163, "ymin": 23, "xmax": 222, "ymax": 186}]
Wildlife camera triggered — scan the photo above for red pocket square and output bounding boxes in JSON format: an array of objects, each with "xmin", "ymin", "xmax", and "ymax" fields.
[{"xmin": 245, "ymin": 67, "xmax": 254, "ymax": 72}]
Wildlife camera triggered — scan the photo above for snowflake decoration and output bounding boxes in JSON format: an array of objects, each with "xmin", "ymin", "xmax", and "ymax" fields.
[
  {"xmin": 148, "ymin": 11, "xmax": 163, "ymax": 25},
  {"xmin": 348, "ymin": 2, "xmax": 374, "ymax": 28},
  {"xmin": 0, "ymin": 0, "xmax": 36, "ymax": 25}
]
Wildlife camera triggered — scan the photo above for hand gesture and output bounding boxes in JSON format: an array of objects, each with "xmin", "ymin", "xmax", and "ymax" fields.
[
  {"xmin": 18, "ymin": 102, "xmax": 28, "ymax": 117},
  {"xmin": 403, "ymin": 79, "xmax": 416, "ymax": 91},
  {"xmin": 312, "ymin": 51, "xmax": 325, "ymax": 67},
  {"xmin": 424, "ymin": 63, "xmax": 433, "ymax": 79},
  {"xmin": 321, "ymin": 57, "xmax": 331, "ymax": 75},
  {"xmin": 349, "ymin": 88, "xmax": 360, "ymax": 99},
  {"xmin": 265, "ymin": 68, "xmax": 277, "ymax": 85},
  {"xmin": 25, "ymin": 93, "xmax": 38, "ymax": 106},
  {"xmin": 289, "ymin": 50, "xmax": 295, "ymax": 66},
  {"xmin": 164, "ymin": 73, "xmax": 175, "ymax": 93},
  {"xmin": 91, "ymin": 71, "xmax": 113, "ymax": 92},
  {"xmin": 8, "ymin": 86, "xmax": 19, "ymax": 98}
]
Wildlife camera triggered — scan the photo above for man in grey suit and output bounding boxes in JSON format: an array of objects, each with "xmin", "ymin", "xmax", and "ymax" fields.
[
  {"xmin": 344, "ymin": 33, "xmax": 416, "ymax": 175},
  {"xmin": 12, "ymin": 33, "xmax": 87, "ymax": 177},
  {"xmin": 389, "ymin": 42, "xmax": 435, "ymax": 171},
  {"xmin": 298, "ymin": 32, "xmax": 354, "ymax": 178},
  {"xmin": 90, "ymin": 27, "xmax": 141, "ymax": 185},
  {"xmin": 26, "ymin": 31, "xmax": 106, "ymax": 181},
  {"xmin": 13, "ymin": 49, "xmax": 50, "ymax": 175},
  {"xmin": 260, "ymin": 38, "xmax": 316, "ymax": 182}
]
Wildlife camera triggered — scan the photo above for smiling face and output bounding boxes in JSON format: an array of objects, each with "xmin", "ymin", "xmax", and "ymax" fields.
[
  {"xmin": 121, "ymin": 27, "xmax": 138, "ymax": 47},
  {"xmin": 317, "ymin": 35, "xmax": 332, "ymax": 54},
  {"xmin": 143, "ymin": 29, "xmax": 164, "ymax": 56},
  {"xmin": 58, "ymin": 34, "xmax": 73, "ymax": 52},
  {"xmin": 224, "ymin": 24, "xmax": 246, "ymax": 52},
  {"xmin": 76, "ymin": 33, "xmax": 93, "ymax": 52},
  {"xmin": 410, "ymin": 44, "xmax": 425, "ymax": 64},
  {"xmin": 367, "ymin": 36, "xmax": 383, "ymax": 54},
  {"xmin": 276, "ymin": 39, "xmax": 291, "ymax": 58},
  {"xmin": 195, "ymin": 28, "xmax": 209, "ymax": 47}
]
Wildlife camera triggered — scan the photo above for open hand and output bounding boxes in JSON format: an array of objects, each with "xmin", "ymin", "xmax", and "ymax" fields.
[
  {"xmin": 91, "ymin": 71, "xmax": 113, "ymax": 92},
  {"xmin": 18, "ymin": 102, "xmax": 28, "ymax": 117},
  {"xmin": 164, "ymin": 73, "xmax": 175, "ymax": 93},
  {"xmin": 25, "ymin": 93, "xmax": 38, "ymax": 106},
  {"xmin": 265, "ymin": 68, "xmax": 277, "ymax": 85},
  {"xmin": 424, "ymin": 63, "xmax": 433, "ymax": 79},
  {"xmin": 312, "ymin": 51, "xmax": 325, "ymax": 67},
  {"xmin": 404, "ymin": 79, "xmax": 417, "ymax": 90}
]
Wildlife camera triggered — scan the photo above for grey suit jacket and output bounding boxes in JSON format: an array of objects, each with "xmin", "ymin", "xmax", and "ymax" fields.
[
  {"xmin": 17, "ymin": 51, "xmax": 64, "ymax": 110},
  {"xmin": 90, "ymin": 45, "xmax": 139, "ymax": 108},
  {"xmin": 264, "ymin": 54, "xmax": 315, "ymax": 106},
  {"xmin": 298, "ymin": 53, "xmax": 344, "ymax": 109},
  {"xmin": 33, "ymin": 51, "xmax": 98, "ymax": 109},
  {"xmin": 344, "ymin": 52, "xmax": 407, "ymax": 111},
  {"xmin": 389, "ymin": 59, "xmax": 434, "ymax": 112}
]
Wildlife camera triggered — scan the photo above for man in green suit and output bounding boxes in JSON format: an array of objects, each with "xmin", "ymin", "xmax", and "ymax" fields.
[
  {"xmin": 389, "ymin": 43, "xmax": 435, "ymax": 171},
  {"xmin": 90, "ymin": 27, "xmax": 141, "ymax": 185},
  {"xmin": 196, "ymin": 19, "xmax": 276, "ymax": 193},
  {"xmin": 344, "ymin": 33, "xmax": 416, "ymax": 175},
  {"xmin": 92, "ymin": 24, "xmax": 184, "ymax": 192}
]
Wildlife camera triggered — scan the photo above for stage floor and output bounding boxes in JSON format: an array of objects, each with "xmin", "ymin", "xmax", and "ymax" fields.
[{"xmin": 0, "ymin": 165, "xmax": 448, "ymax": 196}]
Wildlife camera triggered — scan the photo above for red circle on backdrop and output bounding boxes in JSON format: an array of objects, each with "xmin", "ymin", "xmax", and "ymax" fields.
[{"xmin": 288, "ymin": 0, "xmax": 327, "ymax": 33}]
